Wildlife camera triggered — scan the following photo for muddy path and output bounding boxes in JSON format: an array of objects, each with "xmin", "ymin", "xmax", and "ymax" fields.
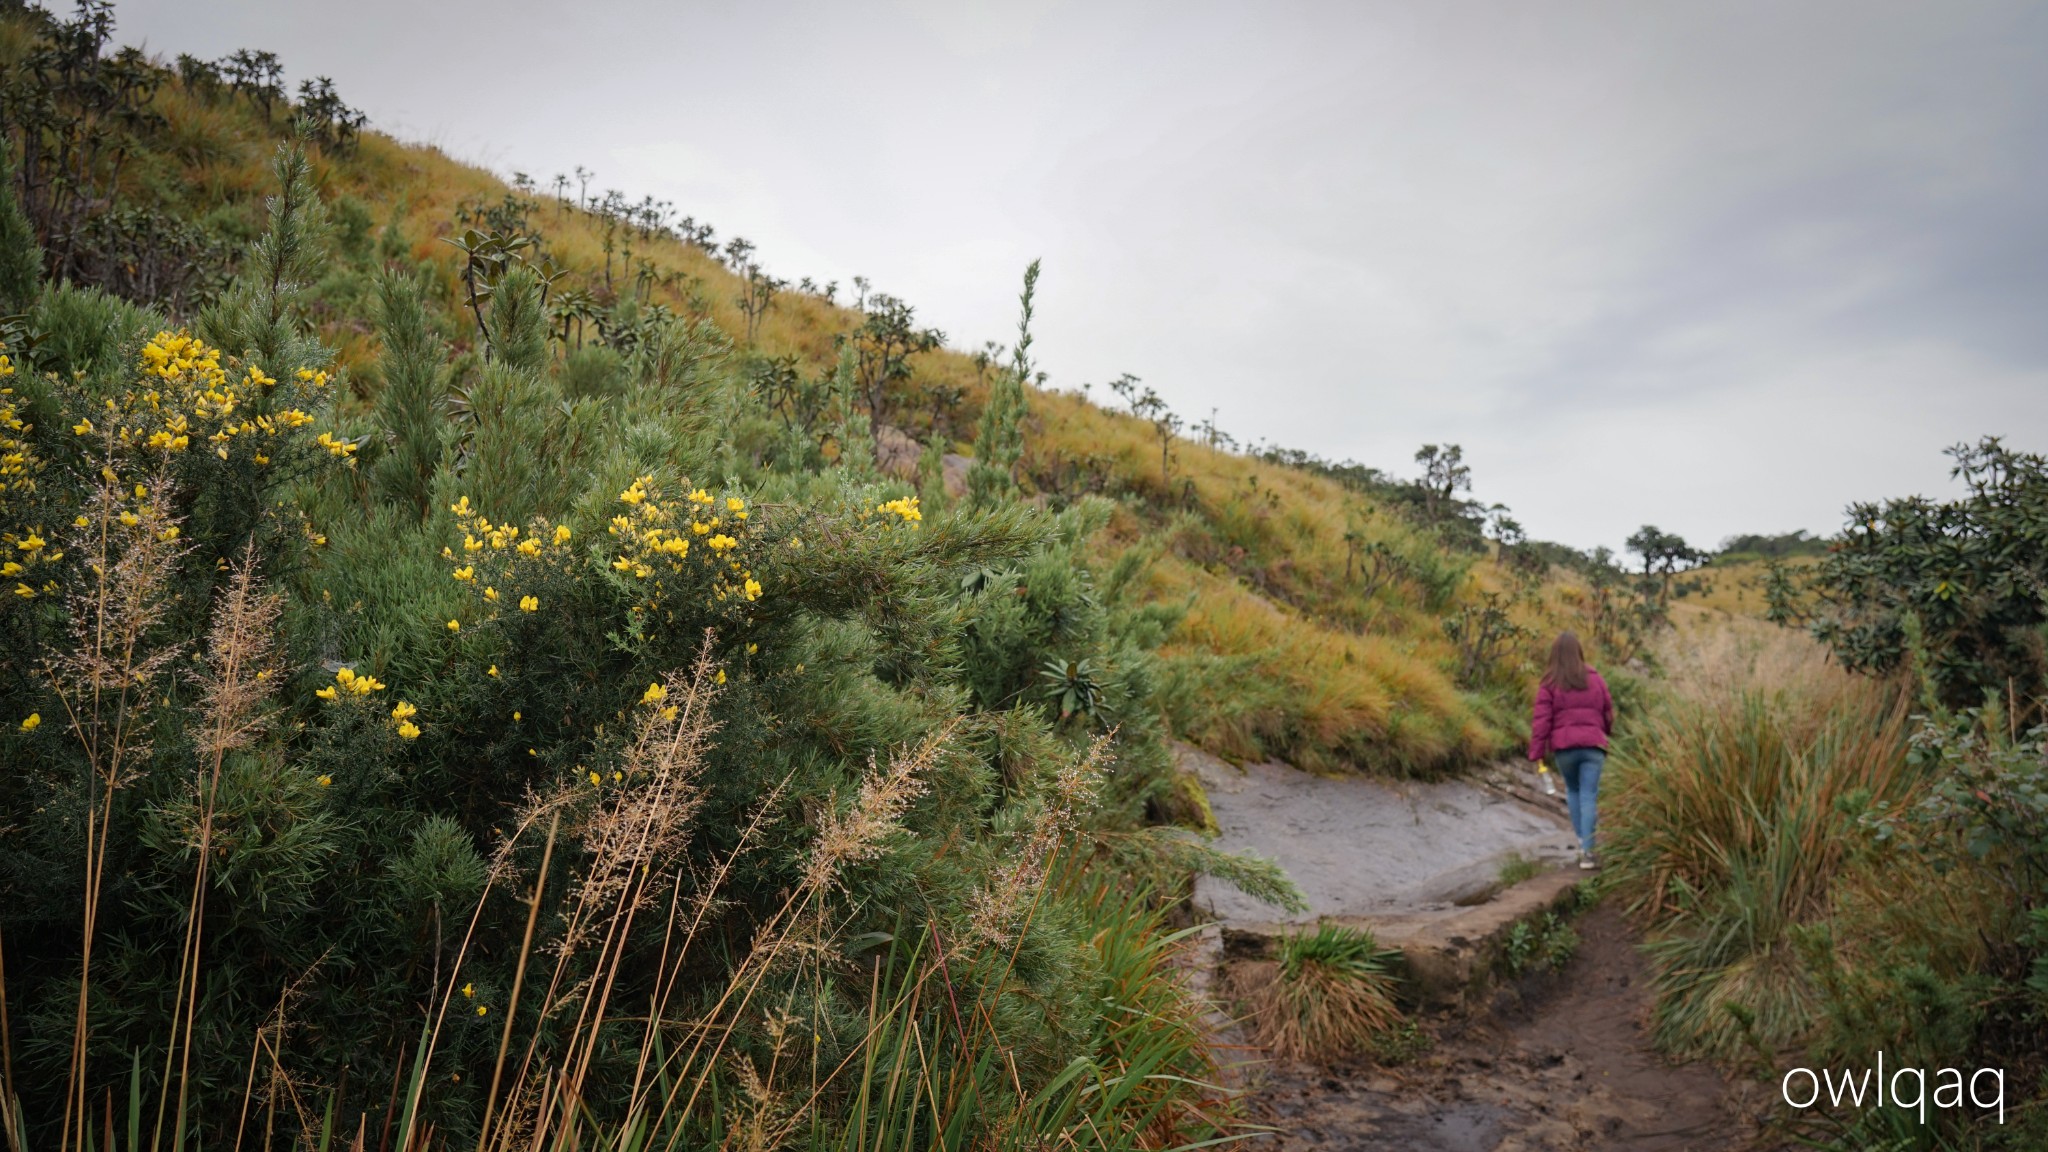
[{"xmin": 1242, "ymin": 904, "xmax": 1749, "ymax": 1152}]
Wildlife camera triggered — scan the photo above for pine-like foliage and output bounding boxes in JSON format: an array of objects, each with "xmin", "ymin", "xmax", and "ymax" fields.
[
  {"xmin": 370, "ymin": 270, "xmax": 450, "ymax": 519},
  {"xmin": 199, "ymin": 133, "xmax": 328, "ymax": 371},
  {"xmin": 966, "ymin": 260, "xmax": 1035, "ymax": 511},
  {"xmin": 0, "ymin": 142, "xmax": 42, "ymax": 313}
]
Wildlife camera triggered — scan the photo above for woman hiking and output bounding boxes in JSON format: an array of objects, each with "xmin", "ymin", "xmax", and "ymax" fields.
[{"xmin": 1528, "ymin": 631, "xmax": 1614, "ymax": 869}]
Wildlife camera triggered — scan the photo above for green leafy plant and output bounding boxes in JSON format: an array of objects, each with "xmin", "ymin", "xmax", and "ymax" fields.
[
  {"xmin": 1501, "ymin": 912, "xmax": 1578, "ymax": 978},
  {"xmin": 1811, "ymin": 437, "xmax": 2048, "ymax": 717}
]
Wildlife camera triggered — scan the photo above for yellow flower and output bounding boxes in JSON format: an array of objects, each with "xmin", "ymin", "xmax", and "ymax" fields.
[
  {"xmin": 518, "ymin": 594, "xmax": 538, "ymax": 612},
  {"xmin": 315, "ymin": 686, "xmax": 338, "ymax": 701},
  {"xmin": 446, "ymin": 619, "xmax": 460, "ymax": 632},
  {"xmin": 19, "ymin": 713, "xmax": 39, "ymax": 732},
  {"xmin": 715, "ymin": 670, "xmax": 727, "ymax": 685},
  {"xmin": 333, "ymin": 667, "xmax": 385, "ymax": 696},
  {"xmin": 316, "ymin": 774, "xmax": 332, "ymax": 787},
  {"xmin": 453, "ymin": 565, "xmax": 475, "ymax": 583},
  {"xmin": 726, "ymin": 497, "xmax": 745, "ymax": 513},
  {"xmin": 462, "ymin": 983, "xmax": 474, "ymax": 998},
  {"xmin": 391, "ymin": 701, "xmax": 418, "ymax": 721},
  {"xmin": 73, "ymin": 515, "xmax": 89, "ymax": 528},
  {"xmin": 71, "ymin": 419, "xmax": 93, "ymax": 435},
  {"xmin": 486, "ymin": 664, "xmax": 499, "ymax": 677},
  {"xmin": 878, "ymin": 497, "xmax": 923, "ymax": 524},
  {"xmin": 157, "ymin": 526, "xmax": 179, "ymax": 543},
  {"xmin": 554, "ymin": 524, "xmax": 572, "ymax": 544},
  {"xmin": 641, "ymin": 683, "xmax": 666, "ymax": 704},
  {"xmin": 483, "ymin": 586, "xmax": 498, "ymax": 602},
  {"xmin": 658, "ymin": 705, "xmax": 678, "ymax": 721},
  {"xmin": 315, "ymin": 431, "xmax": 357, "ymax": 458},
  {"xmin": 746, "ymin": 643, "xmax": 758, "ymax": 655},
  {"xmin": 12, "ymin": 584, "xmax": 30, "ymax": 598},
  {"xmin": 516, "ymin": 537, "xmax": 541, "ymax": 556},
  {"xmin": 476, "ymin": 1004, "xmax": 488, "ymax": 1016},
  {"xmin": 588, "ymin": 770, "xmax": 602, "ymax": 786},
  {"xmin": 742, "ymin": 578, "xmax": 763, "ymax": 602},
  {"xmin": 396, "ymin": 720, "xmax": 422, "ymax": 740},
  {"xmin": 450, "ymin": 496, "xmax": 472, "ymax": 516}
]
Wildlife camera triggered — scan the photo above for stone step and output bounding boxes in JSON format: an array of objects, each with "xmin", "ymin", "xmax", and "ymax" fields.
[{"xmin": 1213, "ymin": 870, "xmax": 1586, "ymax": 1015}]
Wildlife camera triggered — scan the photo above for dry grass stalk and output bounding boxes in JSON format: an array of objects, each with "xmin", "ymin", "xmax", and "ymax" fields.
[
  {"xmin": 48, "ymin": 464, "xmax": 190, "ymax": 1152},
  {"xmin": 622, "ymin": 778, "xmax": 793, "ymax": 1125},
  {"xmin": 1654, "ymin": 617, "xmax": 1841, "ymax": 709},
  {"xmin": 552, "ymin": 643, "xmax": 724, "ymax": 1123},
  {"xmin": 720, "ymin": 1043, "xmax": 803, "ymax": 1152},
  {"xmin": 160, "ymin": 543, "xmax": 284, "ymax": 1152},
  {"xmin": 231, "ymin": 957, "xmax": 327, "ymax": 1152},
  {"xmin": 800, "ymin": 732, "xmax": 938, "ymax": 893},
  {"xmin": 455, "ymin": 639, "xmax": 724, "ymax": 1152},
  {"xmin": 965, "ymin": 733, "xmax": 1113, "ymax": 949},
  {"xmin": 648, "ymin": 723, "xmax": 955, "ymax": 1152},
  {"xmin": 475, "ymin": 811, "xmax": 558, "ymax": 1152}
]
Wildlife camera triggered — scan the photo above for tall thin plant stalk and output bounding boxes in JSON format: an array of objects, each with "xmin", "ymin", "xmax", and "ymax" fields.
[{"xmin": 49, "ymin": 463, "xmax": 187, "ymax": 1152}]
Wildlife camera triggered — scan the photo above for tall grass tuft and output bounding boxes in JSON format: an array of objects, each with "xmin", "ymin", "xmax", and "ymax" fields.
[
  {"xmin": 1604, "ymin": 624, "xmax": 1920, "ymax": 1061},
  {"xmin": 1229, "ymin": 924, "xmax": 1403, "ymax": 1062}
]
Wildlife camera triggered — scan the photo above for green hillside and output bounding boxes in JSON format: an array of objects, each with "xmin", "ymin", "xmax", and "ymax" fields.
[{"xmin": 0, "ymin": 1, "xmax": 1656, "ymax": 778}]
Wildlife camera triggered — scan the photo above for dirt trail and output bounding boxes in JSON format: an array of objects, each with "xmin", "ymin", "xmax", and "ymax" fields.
[{"xmin": 1243, "ymin": 904, "xmax": 1745, "ymax": 1151}]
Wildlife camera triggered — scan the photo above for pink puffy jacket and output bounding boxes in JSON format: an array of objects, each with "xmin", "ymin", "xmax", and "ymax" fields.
[{"xmin": 1527, "ymin": 668, "xmax": 1614, "ymax": 761}]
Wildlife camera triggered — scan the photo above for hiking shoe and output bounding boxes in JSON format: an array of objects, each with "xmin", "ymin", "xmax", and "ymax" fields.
[{"xmin": 1578, "ymin": 852, "xmax": 1598, "ymax": 870}]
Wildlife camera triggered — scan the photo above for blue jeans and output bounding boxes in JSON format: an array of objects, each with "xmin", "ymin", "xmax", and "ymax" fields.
[{"xmin": 1554, "ymin": 746, "xmax": 1605, "ymax": 853}]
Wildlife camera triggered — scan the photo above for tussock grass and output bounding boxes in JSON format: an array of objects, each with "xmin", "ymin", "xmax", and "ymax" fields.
[
  {"xmin": 1230, "ymin": 924, "xmax": 1404, "ymax": 1063},
  {"xmin": 1604, "ymin": 625, "xmax": 1927, "ymax": 1061}
]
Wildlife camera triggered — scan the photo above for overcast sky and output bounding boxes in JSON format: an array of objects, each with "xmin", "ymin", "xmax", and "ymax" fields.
[{"xmin": 116, "ymin": 0, "xmax": 2048, "ymax": 551}]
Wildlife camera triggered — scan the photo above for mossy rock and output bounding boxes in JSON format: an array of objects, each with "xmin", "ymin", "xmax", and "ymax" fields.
[{"xmin": 1158, "ymin": 767, "xmax": 1220, "ymax": 835}]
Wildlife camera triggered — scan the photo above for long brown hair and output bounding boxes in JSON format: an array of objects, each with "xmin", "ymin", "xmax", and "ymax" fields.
[{"xmin": 1543, "ymin": 631, "xmax": 1588, "ymax": 691}]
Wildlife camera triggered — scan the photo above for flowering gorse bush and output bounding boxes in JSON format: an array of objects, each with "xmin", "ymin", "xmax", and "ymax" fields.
[
  {"xmin": 606, "ymin": 476, "xmax": 766, "ymax": 616},
  {"xmin": 78, "ymin": 330, "xmax": 340, "ymax": 467},
  {"xmin": 443, "ymin": 494, "xmax": 575, "ymax": 619}
]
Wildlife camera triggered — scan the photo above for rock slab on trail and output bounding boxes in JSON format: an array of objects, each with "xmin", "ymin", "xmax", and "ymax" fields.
[{"xmin": 1181, "ymin": 744, "xmax": 1579, "ymax": 928}]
